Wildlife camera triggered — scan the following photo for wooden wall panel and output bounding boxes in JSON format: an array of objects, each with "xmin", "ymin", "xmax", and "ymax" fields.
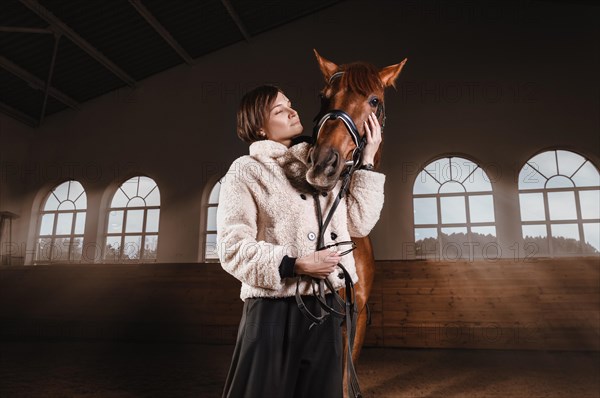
[
  {"xmin": 367, "ymin": 258, "xmax": 599, "ymax": 350},
  {"xmin": 0, "ymin": 257, "xmax": 598, "ymax": 350}
]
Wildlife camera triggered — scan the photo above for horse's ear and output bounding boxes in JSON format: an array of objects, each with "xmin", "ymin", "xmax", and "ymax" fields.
[
  {"xmin": 313, "ymin": 49, "xmax": 339, "ymax": 82},
  {"xmin": 379, "ymin": 58, "xmax": 408, "ymax": 88}
]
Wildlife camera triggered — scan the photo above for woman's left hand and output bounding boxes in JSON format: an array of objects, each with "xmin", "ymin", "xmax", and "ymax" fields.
[{"xmin": 362, "ymin": 112, "xmax": 382, "ymax": 164}]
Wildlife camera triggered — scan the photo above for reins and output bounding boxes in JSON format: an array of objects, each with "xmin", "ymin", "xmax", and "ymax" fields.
[{"xmin": 294, "ymin": 70, "xmax": 386, "ymax": 398}]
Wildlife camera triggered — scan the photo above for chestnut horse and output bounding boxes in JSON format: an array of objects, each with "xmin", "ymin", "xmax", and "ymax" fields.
[{"xmin": 307, "ymin": 50, "xmax": 406, "ymax": 397}]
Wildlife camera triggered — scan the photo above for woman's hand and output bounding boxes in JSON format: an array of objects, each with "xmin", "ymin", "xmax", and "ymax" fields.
[
  {"xmin": 361, "ymin": 112, "xmax": 382, "ymax": 165},
  {"xmin": 295, "ymin": 249, "xmax": 342, "ymax": 279}
]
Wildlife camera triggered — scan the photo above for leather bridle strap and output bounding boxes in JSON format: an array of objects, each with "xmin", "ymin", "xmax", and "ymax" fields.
[
  {"xmin": 314, "ymin": 110, "xmax": 367, "ymax": 171},
  {"xmin": 312, "ymin": 99, "xmax": 384, "ymax": 172},
  {"xmin": 295, "ymin": 69, "xmax": 379, "ymax": 398},
  {"xmin": 294, "ymin": 184, "xmax": 362, "ymax": 397},
  {"xmin": 295, "ymin": 184, "xmax": 352, "ymax": 329},
  {"xmin": 315, "ymin": 110, "xmax": 362, "ymax": 148}
]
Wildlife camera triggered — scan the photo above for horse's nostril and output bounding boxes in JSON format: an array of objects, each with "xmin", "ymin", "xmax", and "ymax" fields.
[
  {"xmin": 307, "ymin": 148, "xmax": 313, "ymax": 164},
  {"xmin": 331, "ymin": 151, "xmax": 338, "ymax": 169}
]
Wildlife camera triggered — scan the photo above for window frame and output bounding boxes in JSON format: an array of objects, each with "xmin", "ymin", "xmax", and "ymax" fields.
[
  {"xmin": 518, "ymin": 150, "xmax": 600, "ymax": 257},
  {"xmin": 34, "ymin": 180, "xmax": 87, "ymax": 264},
  {"xmin": 103, "ymin": 176, "xmax": 160, "ymax": 263},
  {"xmin": 413, "ymin": 156, "xmax": 498, "ymax": 260},
  {"xmin": 203, "ymin": 177, "xmax": 223, "ymax": 263}
]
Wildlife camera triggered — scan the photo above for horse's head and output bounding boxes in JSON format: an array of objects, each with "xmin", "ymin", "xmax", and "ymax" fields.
[{"xmin": 306, "ymin": 50, "xmax": 407, "ymax": 192}]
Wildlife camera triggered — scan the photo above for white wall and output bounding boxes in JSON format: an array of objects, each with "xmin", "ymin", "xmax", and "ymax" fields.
[{"xmin": 2, "ymin": 0, "xmax": 599, "ymax": 263}]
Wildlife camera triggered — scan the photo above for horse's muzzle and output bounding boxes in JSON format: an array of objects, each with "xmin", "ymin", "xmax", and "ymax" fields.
[{"xmin": 307, "ymin": 148, "xmax": 343, "ymax": 191}]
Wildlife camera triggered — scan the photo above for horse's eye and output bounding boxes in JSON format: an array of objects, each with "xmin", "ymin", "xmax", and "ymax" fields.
[{"xmin": 369, "ymin": 97, "xmax": 379, "ymax": 107}]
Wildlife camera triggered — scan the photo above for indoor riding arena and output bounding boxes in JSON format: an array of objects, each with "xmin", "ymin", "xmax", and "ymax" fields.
[{"xmin": 1, "ymin": 1, "xmax": 598, "ymax": 397}]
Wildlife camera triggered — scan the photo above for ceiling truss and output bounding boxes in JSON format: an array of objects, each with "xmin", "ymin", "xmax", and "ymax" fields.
[{"xmin": 0, "ymin": 1, "xmax": 334, "ymax": 128}]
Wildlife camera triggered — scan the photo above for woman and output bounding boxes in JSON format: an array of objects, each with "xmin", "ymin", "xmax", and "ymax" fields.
[{"xmin": 217, "ymin": 85, "xmax": 385, "ymax": 398}]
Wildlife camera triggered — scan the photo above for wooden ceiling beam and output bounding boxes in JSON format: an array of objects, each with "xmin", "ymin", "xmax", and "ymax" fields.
[
  {"xmin": 220, "ymin": 0, "xmax": 251, "ymax": 42},
  {"xmin": 0, "ymin": 101, "xmax": 37, "ymax": 127},
  {"xmin": 0, "ymin": 55, "xmax": 79, "ymax": 110},
  {"xmin": 19, "ymin": 0, "xmax": 137, "ymax": 87},
  {"xmin": 128, "ymin": 0, "xmax": 194, "ymax": 65},
  {"xmin": 0, "ymin": 26, "xmax": 52, "ymax": 34}
]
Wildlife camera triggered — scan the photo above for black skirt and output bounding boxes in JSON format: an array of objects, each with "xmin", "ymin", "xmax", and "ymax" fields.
[{"xmin": 222, "ymin": 294, "xmax": 344, "ymax": 398}]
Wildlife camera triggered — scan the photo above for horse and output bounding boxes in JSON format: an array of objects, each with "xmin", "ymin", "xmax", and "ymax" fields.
[{"xmin": 307, "ymin": 50, "xmax": 406, "ymax": 397}]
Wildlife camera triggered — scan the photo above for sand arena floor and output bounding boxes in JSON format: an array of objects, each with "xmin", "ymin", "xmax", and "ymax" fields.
[{"xmin": 1, "ymin": 341, "xmax": 598, "ymax": 397}]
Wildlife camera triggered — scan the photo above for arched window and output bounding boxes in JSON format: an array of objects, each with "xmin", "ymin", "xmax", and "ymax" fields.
[
  {"xmin": 518, "ymin": 150, "xmax": 599, "ymax": 257},
  {"xmin": 104, "ymin": 176, "xmax": 160, "ymax": 262},
  {"xmin": 35, "ymin": 180, "xmax": 87, "ymax": 263},
  {"xmin": 204, "ymin": 177, "xmax": 223, "ymax": 261},
  {"xmin": 413, "ymin": 156, "xmax": 497, "ymax": 260}
]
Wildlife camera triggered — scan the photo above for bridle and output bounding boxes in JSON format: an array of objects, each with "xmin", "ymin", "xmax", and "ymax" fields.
[
  {"xmin": 312, "ymin": 71, "xmax": 386, "ymax": 171},
  {"xmin": 294, "ymin": 70, "xmax": 386, "ymax": 398}
]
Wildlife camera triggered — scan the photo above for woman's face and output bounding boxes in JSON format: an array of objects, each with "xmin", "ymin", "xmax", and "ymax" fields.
[{"xmin": 262, "ymin": 91, "xmax": 303, "ymax": 147}]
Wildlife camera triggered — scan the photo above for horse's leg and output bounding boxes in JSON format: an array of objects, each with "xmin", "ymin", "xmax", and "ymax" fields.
[
  {"xmin": 342, "ymin": 236, "xmax": 375, "ymax": 397},
  {"xmin": 341, "ymin": 321, "xmax": 349, "ymax": 398},
  {"xmin": 351, "ymin": 236, "xmax": 374, "ymax": 361}
]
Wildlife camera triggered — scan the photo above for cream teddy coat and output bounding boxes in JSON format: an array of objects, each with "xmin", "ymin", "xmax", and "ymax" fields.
[{"xmin": 217, "ymin": 139, "xmax": 385, "ymax": 301}]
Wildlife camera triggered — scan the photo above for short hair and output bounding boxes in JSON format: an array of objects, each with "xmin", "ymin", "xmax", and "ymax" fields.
[{"xmin": 236, "ymin": 85, "xmax": 282, "ymax": 144}]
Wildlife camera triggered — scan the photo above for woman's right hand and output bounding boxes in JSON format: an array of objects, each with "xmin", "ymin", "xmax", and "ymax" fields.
[{"xmin": 294, "ymin": 249, "xmax": 342, "ymax": 279}]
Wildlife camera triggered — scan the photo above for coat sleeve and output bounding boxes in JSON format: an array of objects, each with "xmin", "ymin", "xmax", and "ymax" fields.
[
  {"xmin": 346, "ymin": 169, "xmax": 386, "ymax": 237},
  {"xmin": 216, "ymin": 158, "xmax": 288, "ymax": 290}
]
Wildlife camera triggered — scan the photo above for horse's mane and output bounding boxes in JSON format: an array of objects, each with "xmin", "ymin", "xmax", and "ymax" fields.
[{"xmin": 337, "ymin": 62, "xmax": 383, "ymax": 96}]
